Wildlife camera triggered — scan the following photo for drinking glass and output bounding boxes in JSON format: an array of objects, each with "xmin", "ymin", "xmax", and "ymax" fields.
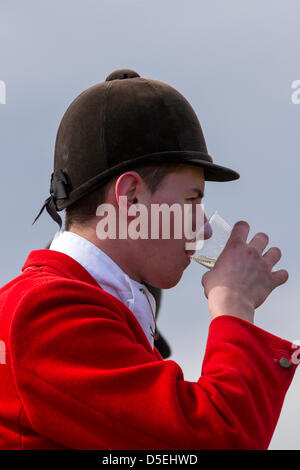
[
  {"xmin": 191, "ymin": 211, "xmax": 231, "ymax": 269},
  {"xmin": 191, "ymin": 211, "xmax": 276, "ymax": 271}
]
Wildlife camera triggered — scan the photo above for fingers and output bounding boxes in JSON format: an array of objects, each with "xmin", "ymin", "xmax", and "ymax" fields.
[
  {"xmin": 227, "ymin": 221, "xmax": 250, "ymax": 246},
  {"xmin": 263, "ymin": 246, "xmax": 282, "ymax": 268},
  {"xmin": 271, "ymin": 269, "xmax": 289, "ymax": 288},
  {"xmin": 248, "ymin": 232, "xmax": 269, "ymax": 254},
  {"xmin": 221, "ymin": 220, "xmax": 287, "ymax": 285},
  {"xmin": 263, "ymin": 246, "xmax": 288, "ymax": 288}
]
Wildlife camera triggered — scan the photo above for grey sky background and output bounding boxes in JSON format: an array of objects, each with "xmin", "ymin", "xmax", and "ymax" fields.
[{"xmin": 0, "ymin": 0, "xmax": 299, "ymax": 449}]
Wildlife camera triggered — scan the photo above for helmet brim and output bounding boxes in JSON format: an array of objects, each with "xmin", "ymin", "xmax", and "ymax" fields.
[{"xmin": 56, "ymin": 150, "xmax": 239, "ymax": 210}]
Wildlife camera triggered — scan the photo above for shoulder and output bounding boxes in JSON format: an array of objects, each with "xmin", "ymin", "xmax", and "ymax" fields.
[
  {"xmin": 14, "ymin": 267, "xmax": 127, "ymax": 321},
  {"xmin": 9, "ymin": 269, "xmax": 137, "ymax": 361},
  {"xmin": 5, "ymin": 263, "xmax": 131, "ymax": 348}
]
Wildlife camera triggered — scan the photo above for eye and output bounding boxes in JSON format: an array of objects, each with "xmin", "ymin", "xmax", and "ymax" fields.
[{"xmin": 186, "ymin": 197, "xmax": 201, "ymax": 202}]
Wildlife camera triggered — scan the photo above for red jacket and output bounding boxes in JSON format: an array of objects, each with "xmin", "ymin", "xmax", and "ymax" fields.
[{"xmin": 0, "ymin": 249, "xmax": 297, "ymax": 450}]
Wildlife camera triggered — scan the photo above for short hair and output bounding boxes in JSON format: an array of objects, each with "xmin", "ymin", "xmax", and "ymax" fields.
[{"xmin": 64, "ymin": 162, "xmax": 185, "ymax": 230}]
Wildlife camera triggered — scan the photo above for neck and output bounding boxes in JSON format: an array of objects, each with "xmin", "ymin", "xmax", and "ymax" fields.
[{"xmin": 68, "ymin": 224, "xmax": 143, "ymax": 283}]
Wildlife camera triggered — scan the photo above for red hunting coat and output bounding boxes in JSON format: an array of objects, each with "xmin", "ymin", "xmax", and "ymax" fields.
[{"xmin": 0, "ymin": 249, "xmax": 297, "ymax": 449}]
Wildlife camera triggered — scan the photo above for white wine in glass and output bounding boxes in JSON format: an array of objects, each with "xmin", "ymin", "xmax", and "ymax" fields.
[{"xmin": 192, "ymin": 255, "xmax": 216, "ymax": 269}]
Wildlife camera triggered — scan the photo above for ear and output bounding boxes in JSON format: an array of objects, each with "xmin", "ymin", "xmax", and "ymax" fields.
[{"xmin": 115, "ymin": 171, "xmax": 142, "ymax": 215}]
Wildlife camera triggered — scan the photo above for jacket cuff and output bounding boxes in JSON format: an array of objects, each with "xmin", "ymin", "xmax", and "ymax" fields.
[{"xmin": 207, "ymin": 314, "xmax": 299, "ymax": 373}]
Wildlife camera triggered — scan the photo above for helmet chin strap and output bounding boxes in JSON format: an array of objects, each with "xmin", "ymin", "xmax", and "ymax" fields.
[{"xmin": 32, "ymin": 169, "xmax": 69, "ymax": 229}]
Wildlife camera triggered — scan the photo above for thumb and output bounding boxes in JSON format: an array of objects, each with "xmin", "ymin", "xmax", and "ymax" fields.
[{"xmin": 201, "ymin": 272, "xmax": 210, "ymax": 298}]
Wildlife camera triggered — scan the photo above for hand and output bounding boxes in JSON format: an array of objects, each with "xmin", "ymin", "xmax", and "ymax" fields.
[{"xmin": 201, "ymin": 221, "xmax": 289, "ymax": 323}]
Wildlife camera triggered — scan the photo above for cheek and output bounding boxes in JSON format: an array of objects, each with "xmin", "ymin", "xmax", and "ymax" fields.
[
  {"xmin": 145, "ymin": 200, "xmax": 199, "ymax": 246},
  {"xmin": 139, "ymin": 238, "xmax": 187, "ymax": 288},
  {"xmin": 145, "ymin": 239, "xmax": 185, "ymax": 266},
  {"xmin": 159, "ymin": 241, "xmax": 187, "ymax": 270}
]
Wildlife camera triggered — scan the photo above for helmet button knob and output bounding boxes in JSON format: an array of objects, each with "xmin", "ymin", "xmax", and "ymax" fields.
[{"xmin": 105, "ymin": 69, "xmax": 140, "ymax": 81}]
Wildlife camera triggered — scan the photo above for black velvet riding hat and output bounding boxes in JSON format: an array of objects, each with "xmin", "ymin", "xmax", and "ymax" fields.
[{"xmin": 34, "ymin": 68, "xmax": 239, "ymax": 227}]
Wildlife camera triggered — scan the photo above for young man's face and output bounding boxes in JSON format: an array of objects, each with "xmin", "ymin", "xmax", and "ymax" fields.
[{"xmin": 129, "ymin": 164, "xmax": 209, "ymax": 289}]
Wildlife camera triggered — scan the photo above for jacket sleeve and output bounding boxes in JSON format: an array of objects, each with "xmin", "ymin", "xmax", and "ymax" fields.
[{"xmin": 10, "ymin": 279, "xmax": 298, "ymax": 450}]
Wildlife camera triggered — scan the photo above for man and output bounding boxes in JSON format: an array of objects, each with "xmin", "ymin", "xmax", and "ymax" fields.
[{"xmin": 0, "ymin": 68, "xmax": 297, "ymax": 450}]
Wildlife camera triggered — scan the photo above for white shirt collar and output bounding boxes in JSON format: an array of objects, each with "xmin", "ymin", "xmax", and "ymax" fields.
[{"xmin": 49, "ymin": 230, "xmax": 156, "ymax": 348}]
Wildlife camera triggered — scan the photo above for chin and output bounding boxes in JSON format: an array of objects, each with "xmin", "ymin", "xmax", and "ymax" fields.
[
  {"xmin": 162, "ymin": 278, "xmax": 182, "ymax": 289},
  {"xmin": 146, "ymin": 271, "xmax": 184, "ymax": 290}
]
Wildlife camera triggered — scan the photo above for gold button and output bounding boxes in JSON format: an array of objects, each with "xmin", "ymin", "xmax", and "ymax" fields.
[{"xmin": 279, "ymin": 357, "xmax": 291, "ymax": 369}]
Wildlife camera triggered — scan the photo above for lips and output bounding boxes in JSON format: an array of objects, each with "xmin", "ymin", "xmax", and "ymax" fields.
[
  {"xmin": 184, "ymin": 253, "xmax": 191, "ymax": 267},
  {"xmin": 184, "ymin": 251, "xmax": 193, "ymax": 268},
  {"xmin": 185, "ymin": 249, "xmax": 196, "ymax": 257}
]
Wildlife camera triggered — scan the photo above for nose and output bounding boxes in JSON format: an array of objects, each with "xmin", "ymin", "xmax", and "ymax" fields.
[{"xmin": 203, "ymin": 214, "xmax": 213, "ymax": 240}]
